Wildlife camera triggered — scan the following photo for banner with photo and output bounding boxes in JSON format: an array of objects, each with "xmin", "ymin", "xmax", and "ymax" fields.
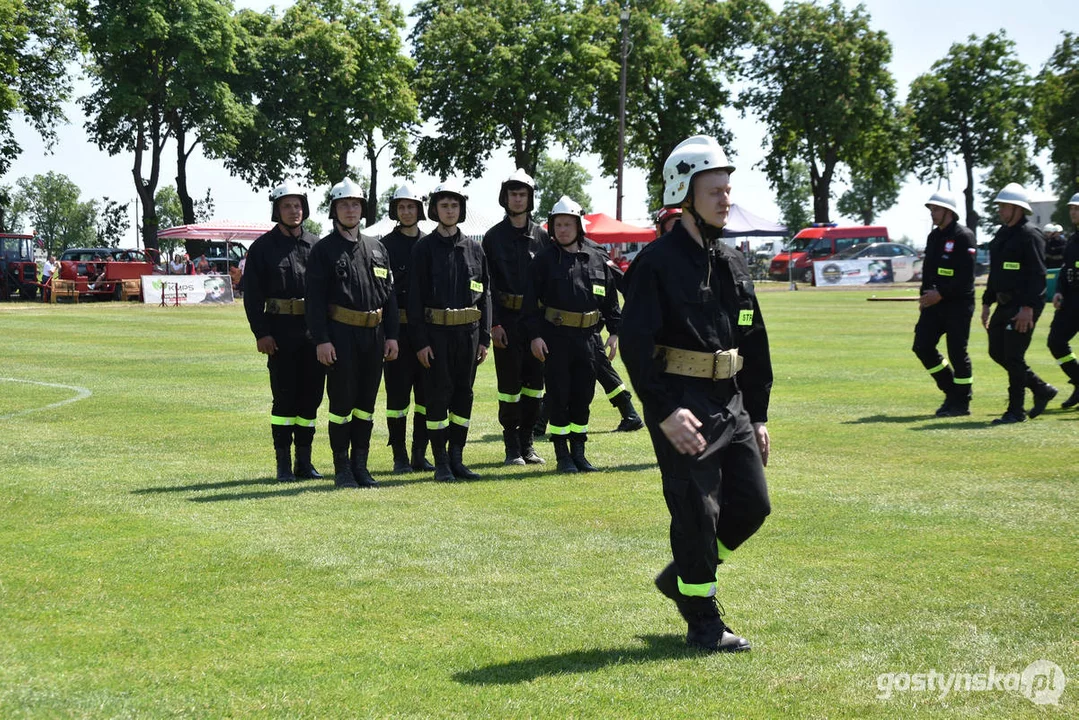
[
  {"xmin": 141, "ymin": 275, "xmax": 235, "ymax": 305},
  {"xmin": 812, "ymin": 259, "xmax": 896, "ymax": 286}
]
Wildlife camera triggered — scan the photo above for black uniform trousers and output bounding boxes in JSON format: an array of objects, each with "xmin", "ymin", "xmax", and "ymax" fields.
[
  {"xmin": 591, "ymin": 332, "xmax": 630, "ymax": 402},
  {"xmin": 325, "ymin": 322, "xmax": 385, "ymax": 454},
  {"xmin": 544, "ymin": 329, "xmax": 597, "ymax": 436},
  {"xmin": 493, "ymin": 314, "xmax": 545, "ymax": 430},
  {"xmin": 1047, "ymin": 304, "xmax": 1079, "ymax": 385},
  {"xmin": 645, "ymin": 383, "xmax": 770, "ymax": 597},
  {"xmin": 987, "ymin": 303, "xmax": 1051, "ymax": 414},
  {"xmin": 912, "ymin": 300, "xmax": 974, "ymax": 401},
  {"xmin": 384, "ymin": 327, "xmax": 428, "ymax": 440},
  {"xmin": 267, "ymin": 334, "xmax": 325, "ymax": 449},
  {"xmin": 422, "ymin": 323, "xmax": 480, "ymax": 447}
]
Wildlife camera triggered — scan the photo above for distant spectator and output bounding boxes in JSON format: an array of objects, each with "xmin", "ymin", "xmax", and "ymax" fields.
[
  {"xmin": 40, "ymin": 255, "xmax": 56, "ymax": 302},
  {"xmin": 169, "ymin": 253, "xmax": 192, "ymax": 275},
  {"xmin": 193, "ymin": 254, "xmax": 212, "ymax": 274},
  {"xmin": 1043, "ymin": 223, "xmax": 1066, "ymax": 269}
]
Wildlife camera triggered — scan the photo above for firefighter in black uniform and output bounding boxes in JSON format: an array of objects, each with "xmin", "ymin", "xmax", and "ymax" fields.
[
  {"xmin": 244, "ymin": 181, "xmax": 325, "ymax": 482},
  {"xmin": 1043, "ymin": 223, "xmax": 1066, "ymax": 269},
  {"xmin": 381, "ymin": 184, "xmax": 435, "ymax": 473},
  {"xmin": 913, "ymin": 190, "xmax": 977, "ymax": 417},
  {"xmin": 306, "ymin": 178, "xmax": 399, "ymax": 488},
  {"xmin": 482, "ymin": 169, "xmax": 549, "ymax": 466},
  {"xmin": 408, "ymin": 180, "xmax": 491, "ymax": 482},
  {"xmin": 621, "ymin": 135, "xmax": 772, "ymax": 653},
  {"xmin": 980, "ymin": 182, "xmax": 1056, "ymax": 424},
  {"xmin": 523, "ymin": 197, "xmax": 620, "ymax": 473},
  {"xmin": 1046, "ymin": 193, "xmax": 1079, "ymax": 409}
]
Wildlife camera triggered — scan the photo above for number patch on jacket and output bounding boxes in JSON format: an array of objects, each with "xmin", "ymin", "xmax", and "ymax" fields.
[
  {"xmin": 1003, "ymin": 262, "xmax": 1020, "ymax": 270},
  {"xmin": 937, "ymin": 267, "xmax": 954, "ymax": 277},
  {"xmin": 470, "ymin": 279, "xmax": 483, "ymax": 292},
  {"xmin": 592, "ymin": 284, "xmax": 606, "ymax": 297},
  {"xmin": 738, "ymin": 309, "xmax": 754, "ymax": 326},
  {"xmin": 373, "ymin": 267, "xmax": 388, "ymax": 279}
]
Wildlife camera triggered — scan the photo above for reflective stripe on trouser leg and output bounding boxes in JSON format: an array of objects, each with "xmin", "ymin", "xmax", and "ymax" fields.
[
  {"xmin": 1056, "ymin": 352, "xmax": 1077, "ymax": 365},
  {"xmin": 568, "ymin": 422, "xmax": 589, "ymax": 434},
  {"xmin": 294, "ymin": 415, "xmax": 317, "ymax": 448},
  {"xmin": 449, "ymin": 413, "xmax": 470, "ymax": 427},
  {"xmin": 926, "ymin": 359, "xmax": 948, "ymax": 374},
  {"xmin": 953, "ymin": 376, "xmax": 972, "ymax": 385},
  {"xmin": 547, "ymin": 424, "xmax": 570, "ymax": 436},
  {"xmin": 677, "ymin": 577, "xmax": 717, "ymax": 598},
  {"xmin": 426, "ymin": 417, "xmax": 450, "ymax": 430},
  {"xmin": 521, "ymin": 387, "xmax": 544, "ymax": 399},
  {"xmin": 327, "ymin": 411, "xmax": 352, "ymax": 425},
  {"xmin": 386, "ymin": 406, "xmax": 410, "ymax": 419},
  {"xmin": 352, "ymin": 408, "xmax": 374, "ymax": 422},
  {"xmin": 497, "ymin": 392, "xmax": 521, "ymax": 403},
  {"xmin": 605, "ymin": 383, "xmax": 627, "ymax": 400},
  {"xmin": 270, "ymin": 415, "xmax": 294, "ymax": 426}
]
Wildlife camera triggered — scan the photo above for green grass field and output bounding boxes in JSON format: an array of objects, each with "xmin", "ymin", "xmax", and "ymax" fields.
[{"xmin": 1, "ymin": 287, "xmax": 1075, "ymax": 718}]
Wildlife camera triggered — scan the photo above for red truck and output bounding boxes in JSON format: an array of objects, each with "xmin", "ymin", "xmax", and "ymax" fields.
[
  {"xmin": 57, "ymin": 247, "xmax": 156, "ymax": 300},
  {"xmin": 0, "ymin": 233, "xmax": 39, "ymax": 300},
  {"xmin": 769, "ymin": 224, "xmax": 890, "ymax": 283}
]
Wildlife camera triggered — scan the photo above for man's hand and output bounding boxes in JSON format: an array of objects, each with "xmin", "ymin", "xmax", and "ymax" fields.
[
  {"xmin": 384, "ymin": 339, "xmax": 399, "ymax": 361},
  {"xmin": 476, "ymin": 344, "xmax": 488, "ymax": 364},
  {"xmin": 256, "ymin": 336, "xmax": 278, "ymax": 355},
  {"xmin": 753, "ymin": 422, "xmax": 770, "ymax": 467},
  {"xmin": 316, "ymin": 342, "xmax": 336, "ymax": 366},
  {"xmin": 604, "ymin": 334, "xmax": 618, "ymax": 361},
  {"xmin": 491, "ymin": 325, "xmax": 508, "ymax": 349},
  {"xmin": 417, "ymin": 346, "xmax": 434, "ymax": 368},
  {"xmin": 659, "ymin": 407, "xmax": 706, "ymax": 455},
  {"xmin": 918, "ymin": 289, "xmax": 942, "ymax": 310},
  {"xmin": 531, "ymin": 337, "xmax": 548, "ymax": 362},
  {"xmin": 1012, "ymin": 305, "xmax": 1034, "ymax": 333},
  {"xmin": 1053, "ymin": 292, "xmax": 1063, "ymax": 310},
  {"xmin": 981, "ymin": 304, "xmax": 991, "ymax": 330}
]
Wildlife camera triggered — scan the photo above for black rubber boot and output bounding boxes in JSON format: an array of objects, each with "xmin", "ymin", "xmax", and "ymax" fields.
[
  {"xmin": 428, "ymin": 428, "xmax": 456, "ymax": 482},
  {"xmin": 1062, "ymin": 383, "xmax": 1079, "ymax": 409},
  {"xmin": 612, "ymin": 392, "xmax": 644, "ymax": 432},
  {"xmin": 1029, "ymin": 384, "xmax": 1058, "ymax": 419},
  {"xmin": 388, "ymin": 416, "xmax": 411, "ymax": 473},
  {"xmin": 569, "ymin": 433, "xmax": 598, "ymax": 472},
  {"xmin": 519, "ymin": 427, "xmax": 545, "ymax": 465},
  {"xmin": 502, "ymin": 429, "xmax": 525, "ymax": 466},
  {"xmin": 332, "ymin": 452, "xmax": 359, "ymax": 489},
  {"xmin": 448, "ymin": 424, "xmax": 480, "ymax": 480},
  {"xmin": 683, "ymin": 596, "xmax": 751, "ymax": 653},
  {"xmin": 293, "ymin": 445, "xmax": 322, "ymax": 479},
  {"xmin": 350, "ymin": 448, "xmax": 379, "ymax": 488},
  {"xmin": 552, "ymin": 436, "xmax": 578, "ymax": 474},
  {"xmin": 275, "ymin": 446, "xmax": 296, "ymax": 482},
  {"xmin": 518, "ymin": 395, "xmax": 546, "ymax": 464},
  {"xmin": 410, "ymin": 417, "xmax": 436, "ymax": 471}
]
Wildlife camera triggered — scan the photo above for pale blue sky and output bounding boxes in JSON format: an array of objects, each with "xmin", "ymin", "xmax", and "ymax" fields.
[{"xmin": 4, "ymin": 0, "xmax": 1073, "ymax": 245}]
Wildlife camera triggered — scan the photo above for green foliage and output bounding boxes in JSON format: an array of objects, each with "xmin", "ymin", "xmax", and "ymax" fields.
[
  {"xmin": 745, "ymin": 1, "xmax": 898, "ymax": 225},
  {"xmin": 0, "ymin": 0, "xmax": 80, "ymax": 176},
  {"xmin": 154, "ymin": 185, "xmax": 212, "ymax": 256},
  {"xmin": 1031, "ymin": 32, "xmax": 1079, "ymax": 224},
  {"xmin": 410, "ymin": 0, "xmax": 607, "ymax": 179},
  {"xmin": 94, "ymin": 197, "xmax": 131, "ymax": 248},
  {"xmin": 302, "ymin": 218, "xmax": 323, "ymax": 237},
  {"xmin": 906, "ymin": 32, "xmax": 1031, "ymax": 235},
  {"xmin": 977, "ymin": 145, "xmax": 1043, "ymax": 234},
  {"xmin": 837, "ymin": 109, "xmax": 910, "ymax": 225},
  {"xmin": 12, "ymin": 171, "xmax": 97, "ymax": 255},
  {"xmin": 582, "ymin": 0, "xmax": 771, "ymax": 204},
  {"xmin": 534, "ymin": 152, "xmax": 592, "ymax": 217},
  {"xmin": 774, "ymin": 159, "xmax": 812, "ymax": 236}
]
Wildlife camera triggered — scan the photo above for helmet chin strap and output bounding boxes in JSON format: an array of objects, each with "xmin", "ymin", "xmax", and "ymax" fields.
[{"xmin": 686, "ymin": 204, "xmax": 724, "ymax": 245}]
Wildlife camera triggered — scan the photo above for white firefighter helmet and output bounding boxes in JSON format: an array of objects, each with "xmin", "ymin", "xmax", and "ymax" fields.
[
  {"xmin": 428, "ymin": 180, "xmax": 468, "ymax": 224},
  {"xmin": 925, "ymin": 189, "xmax": 959, "ymax": 217},
  {"xmin": 269, "ymin": 180, "xmax": 310, "ymax": 223},
  {"xmin": 1043, "ymin": 222, "xmax": 1062, "ymax": 234},
  {"xmin": 547, "ymin": 195, "xmax": 586, "ymax": 238},
  {"xmin": 993, "ymin": 182, "xmax": 1032, "ymax": 214},
  {"xmin": 328, "ymin": 177, "xmax": 367, "ymax": 221},
  {"xmin": 662, "ymin": 135, "xmax": 735, "ymax": 207},
  {"xmin": 499, "ymin": 168, "xmax": 537, "ymax": 212},
  {"xmin": 389, "ymin": 184, "xmax": 426, "ymax": 222},
  {"xmin": 1069, "ymin": 193, "xmax": 1079, "ymax": 207}
]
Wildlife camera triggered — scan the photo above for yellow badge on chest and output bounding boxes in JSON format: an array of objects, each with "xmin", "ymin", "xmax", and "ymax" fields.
[
  {"xmin": 738, "ymin": 309, "xmax": 754, "ymax": 326},
  {"xmin": 937, "ymin": 267, "xmax": 954, "ymax": 277},
  {"xmin": 373, "ymin": 267, "xmax": 388, "ymax": 279},
  {"xmin": 1003, "ymin": 261, "xmax": 1020, "ymax": 270},
  {"xmin": 592, "ymin": 284, "xmax": 606, "ymax": 297},
  {"xmin": 470, "ymin": 279, "xmax": 483, "ymax": 292}
]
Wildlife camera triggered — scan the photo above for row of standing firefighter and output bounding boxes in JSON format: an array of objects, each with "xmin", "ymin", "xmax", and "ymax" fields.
[{"xmin": 242, "ymin": 170, "xmax": 644, "ymax": 489}]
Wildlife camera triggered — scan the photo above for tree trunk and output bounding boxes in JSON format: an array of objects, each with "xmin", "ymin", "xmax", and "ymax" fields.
[
  {"xmin": 366, "ymin": 136, "xmax": 378, "ymax": 227},
  {"xmin": 134, "ymin": 119, "xmax": 163, "ymax": 253},
  {"xmin": 176, "ymin": 123, "xmax": 196, "ymax": 225},
  {"xmin": 962, "ymin": 152, "xmax": 978, "ymax": 240},
  {"xmin": 809, "ymin": 157, "xmax": 835, "ymax": 224}
]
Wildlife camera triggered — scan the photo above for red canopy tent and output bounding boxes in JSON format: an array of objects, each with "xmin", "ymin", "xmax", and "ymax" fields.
[
  {"xmin": 157, "ymin": 222, "xmax": 273, "ymax": 242},
  {"xmin": 582, "ymin": 213, "xmax": 656, "ymax": 245}
]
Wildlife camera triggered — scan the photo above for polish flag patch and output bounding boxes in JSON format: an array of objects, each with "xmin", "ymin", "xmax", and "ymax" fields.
[{"xmin": 944, "ymin": 240, "xmax": 955, "ymax": 253}]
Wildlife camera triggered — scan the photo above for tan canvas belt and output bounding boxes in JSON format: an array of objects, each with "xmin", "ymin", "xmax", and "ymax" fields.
[
  {"xmin": 329, "ymin": 304, "xmax": 383, "ymax": 328},
  {"xmin": 656, "ymin": 345, "xmax": 743, "ymax": 380},
  {"xmin": 425, "ymin": 306, "xmax": 481, "ymax": 325},
  {"xmin": 264, "ymin": 298, "xmax": 305, "ymax": 315},
  {"xmin": 544, "ymin": 306, "xmax": 600, "ymax": 328},
  {"xmin": 498, "ymin": 292, "xmax": 524, "ymax": 311},
  {"xmin": 399, "ymin": 309, "xmax": 408, "ymax": 324}
]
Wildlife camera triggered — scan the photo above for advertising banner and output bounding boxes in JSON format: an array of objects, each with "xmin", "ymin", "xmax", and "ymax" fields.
[
  {"xmin": 141, "ymin": 275, "xmax": 235, "ymax": 305},
  {"xmin": 813, "ymin": 259, "xmax": 895, "ymax": 286}
]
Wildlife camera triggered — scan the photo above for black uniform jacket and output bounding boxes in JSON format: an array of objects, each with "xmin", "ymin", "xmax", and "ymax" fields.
[
  {"xmin": 620, "ymin": 223, "xmax": 773, "ymax": 424},
  {"xmin": 920, "ymin": 219, "xmax": 976, "ymax": 301},
  {"xmin": 1058, "ymin": 232, "xmax": 1079, "ymax": 306},
  {"xmin": 982, "ymin": 216, "xmax": 1046, "ymax": 309},
  {"xmin": 521, "ymin": 240, "xmax": 621, "ymax": 341},
  {"xmin": 582, "ymin": 236, "xmax": 627, "ymax": 296},
  {"xmin": 482, "ymin": 217, "xmax": 549, "ymax": 329},
  {"xmin": 305, "ymin": 229, "xmax": 399, "ymax": 346},
  {"xmin": 407, "ymin": 228, "xmax": 492, "ymax": 349},
  {"xmin": 243, "ymin": 225, "xmax": 319, "ymax": 341},
  {"xmin": 382, "ymin": 227, "xmax": 422, "ymax": 318}
]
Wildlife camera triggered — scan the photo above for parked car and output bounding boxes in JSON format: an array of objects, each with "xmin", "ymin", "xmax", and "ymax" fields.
[
  {"xmin": 975, "ymin": 244, "xmax": 990, "ymax": 276},
  {"xmin": 769, "ymin": 224, "xmax": 889, "ymax": 282},
  {"xmin": 57, "ymin": 247, "xmax": 156, "ymax": 300},
  {"xmin": 825, "ymin": 242, "xmax": 924, "ymax": 283}
]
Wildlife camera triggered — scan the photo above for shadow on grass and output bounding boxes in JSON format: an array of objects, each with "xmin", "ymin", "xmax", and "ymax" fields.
[
  {"xmin": 909, "ymin": 419, "xmax": 994, "ymax": 431},
  {"xmin": 842, "ymin": 414, "xmax": 934, "ymax": 424},
  {"xmin": 188, "ymin": 483, "xmax": 339, "ymax": 502},
  {"xmin": 453, "ymin": 634, "xmax": 694, "ymax": 685},
  {"xmin": 132, "ymin": 478, "xmax": 275, "ymax": 495}
]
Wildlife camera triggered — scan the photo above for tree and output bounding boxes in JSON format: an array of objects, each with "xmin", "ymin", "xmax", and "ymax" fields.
[
  {"xmin": 224, "ymin": 0, "xmax": 416, "ymax": 224},
  {"xmin": 744, "ymin": 1, "xmax": 899, "ymax": 224},
  {"xmin": 155, "ymin": 184, "xmax": 214, "ymax": 257},
  {"xmin": 535, "ymin": 153, "xmax": 592, "ymax": 218},
  {"xmin": 0, "ymin": 0, "xmax": 80, "ymax": 176},
  {"xmin": 906, "ymin": 32, "xmax": 1031, "ymax": 237},
  {"xmin": 774, "ymin": 160, "xmax": 812, "ymax": 236},
  {"xmin": 95, "ymin": 198, "xmax": 131, "ymax": 247},
  {"xmin": 837, "ymin": 111, "xmax": 909, "ymax": 225},
  {"xmin": 410, "ymin": 0, "xmax": 609, "ymax": 180},
  {"xmin": 582, "ymin": 0, "xmax": 771, "ymax": 204},
  {"xmin": 13, "ymin": 172, "xmax": 97, "ymax": 255},
  {"xmin": 1032, "ymin": 32, "xmax": 1079, "ymax": 225},
  {"xmin": 977, "ymin": 144, "xmax": 1043, "ymax": 234}
]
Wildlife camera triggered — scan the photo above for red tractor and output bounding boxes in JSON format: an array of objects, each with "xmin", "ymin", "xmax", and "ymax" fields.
[
  {"xmin": 0, "ymin": 233, "xmax": 39, "ymax": 301},
  {"xmin": 56, "ymin": 247, "xmax": 156, "ymax": 300}
]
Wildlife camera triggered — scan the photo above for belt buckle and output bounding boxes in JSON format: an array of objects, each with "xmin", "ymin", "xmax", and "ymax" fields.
[
  {"xmin": 552, "ymin": 312, "xmax": 564, "ymax": 326},
  {"xmin": 711, "ymin": 349, "xmax": 728, "ymax": 380}
]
